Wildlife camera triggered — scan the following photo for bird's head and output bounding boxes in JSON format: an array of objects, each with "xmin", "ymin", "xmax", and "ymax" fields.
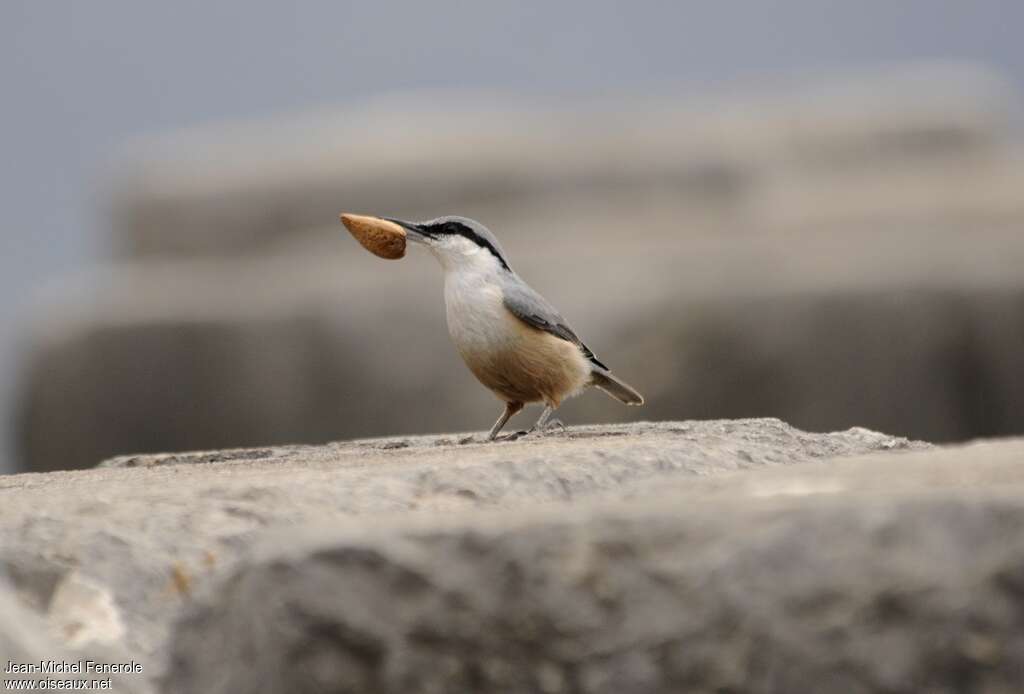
[{"xmin": 386, "ymin": 216, "xmax": 511, "ymax": 274}]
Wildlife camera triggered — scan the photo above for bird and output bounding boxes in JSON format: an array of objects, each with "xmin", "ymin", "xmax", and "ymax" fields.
[{"xmin": 386, "ymin": 215, "xmax": 643, "ymax": 441}]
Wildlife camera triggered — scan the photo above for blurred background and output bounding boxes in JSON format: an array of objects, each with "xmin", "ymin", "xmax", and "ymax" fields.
[{"xmin": 3, "ymin": 1, "xmax": 1024, "ymax": 474}]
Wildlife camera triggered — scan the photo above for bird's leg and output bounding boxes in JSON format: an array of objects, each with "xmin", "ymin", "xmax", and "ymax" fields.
[
  {"xmin": 487, "ymin": 401, "xmax": 524, "ymax": 441},
  {"xmin": 528, "ymin": 404, "xmax": 565, "ymax": 435}
]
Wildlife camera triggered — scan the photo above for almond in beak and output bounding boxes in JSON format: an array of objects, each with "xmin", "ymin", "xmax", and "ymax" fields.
[{"xmin": 339, "ymin": 213, "xmax": 407, "ymax": 260}]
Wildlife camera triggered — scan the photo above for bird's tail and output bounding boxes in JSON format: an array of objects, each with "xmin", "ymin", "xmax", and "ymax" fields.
[{"xmin": 591, "ymin": 369, "xmax": 644, "ymax": 405}]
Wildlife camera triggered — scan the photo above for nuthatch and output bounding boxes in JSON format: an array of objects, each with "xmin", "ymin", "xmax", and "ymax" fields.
[{"xmin": 387, "ymin": 216, "xmax": 643, "ymax": 441}]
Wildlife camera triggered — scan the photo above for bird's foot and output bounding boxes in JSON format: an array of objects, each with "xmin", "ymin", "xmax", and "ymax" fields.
[
  {"xmin": 521, "ymin": 419, "xmax": 567, "ymax": 438},
  {"xmin": 487, "ymin": 421, "xmax": 566, "ymax": 443},
  {"xmin": 493, "ymin": 430, "xmax": 529, "ymax": 442}
]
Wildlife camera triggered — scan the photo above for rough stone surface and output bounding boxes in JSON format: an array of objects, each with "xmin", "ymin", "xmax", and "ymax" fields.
[
  {"xmin": 0, "ymin": 419, "xmax": 920, "ymax": 686},
  {"xmin": 164, "ymin": 436, "xmax": 1024, "ymax": 694},
  {"xmin": 0, "ymin": 583, "xmax": 65, "ymax": 680},
  {"xmin": 5, "ymin": 420, "xmax": 1024, "ymax": 692},
  {"xmin": 0, "ymin": 581, "xmax": 148, "ymax": 693}
]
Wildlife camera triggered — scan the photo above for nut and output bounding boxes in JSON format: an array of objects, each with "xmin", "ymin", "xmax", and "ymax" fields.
[{"xmin": 339, "ymin": 213, "xmax": 407, "ymax": 260}]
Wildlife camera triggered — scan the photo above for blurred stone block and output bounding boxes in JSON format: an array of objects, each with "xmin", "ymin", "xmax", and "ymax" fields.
[
  {"xmin": 15, "ymin": 65, "xmax": 1024, "ymax": 472},
  {"xmin": 108, "ymin": 65, "xmax": 1018, "ymax": 259},
  {"xmin": 17, "ymin": 222, "xmax": 1024, "ymax": 472}
]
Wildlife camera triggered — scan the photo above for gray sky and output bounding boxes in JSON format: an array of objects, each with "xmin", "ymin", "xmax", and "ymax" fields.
[{"xmin": 2, "ymin": 0, "xmax": 1023, "ymax": 470}]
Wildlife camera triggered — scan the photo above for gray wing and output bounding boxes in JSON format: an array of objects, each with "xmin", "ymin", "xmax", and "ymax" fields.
[{"xmin": 501, "ymin": 276, "xmax": 608, "ymax": 371}]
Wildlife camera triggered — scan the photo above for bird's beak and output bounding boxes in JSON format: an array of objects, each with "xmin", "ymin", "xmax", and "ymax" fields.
[{"xmin": 385, "ymin": 218, "xmax": 431, "ymax": 244}]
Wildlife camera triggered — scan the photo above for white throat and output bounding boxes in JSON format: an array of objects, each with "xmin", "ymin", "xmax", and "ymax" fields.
[
  {"xmin": 427, "ymin": 235, "xmax": 506, "ymax": 278},
  {"xmin": 427, "ymin": 238, "xmax": 508, "ymax": 347}
]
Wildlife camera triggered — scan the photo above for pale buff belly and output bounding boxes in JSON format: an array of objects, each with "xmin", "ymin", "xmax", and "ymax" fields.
[{"xmin": 446, "ymin": 288, "xmax": 592, "ymax": 406}]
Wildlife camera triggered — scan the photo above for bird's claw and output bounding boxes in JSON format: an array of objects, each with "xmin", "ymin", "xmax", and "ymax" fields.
[
  {"xmin": 527, "ymin": 419, "xmax": 566, "ymax": 436},
  {"xmin": 493, "ymin": 430, "xmax": 529, "ymax": 442},
  {"xmin": 504, "ymin": 419, "xmax": 569, "ymax": 441},
  {"xmin": 487, "ymin": 420, "xmax": 566, "ymax": 444}
]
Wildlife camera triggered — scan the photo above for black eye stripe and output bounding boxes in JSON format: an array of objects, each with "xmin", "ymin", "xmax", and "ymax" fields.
[{"xmin": 430, "ymin": 222, "xmax": 511, "ymax": 272}]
